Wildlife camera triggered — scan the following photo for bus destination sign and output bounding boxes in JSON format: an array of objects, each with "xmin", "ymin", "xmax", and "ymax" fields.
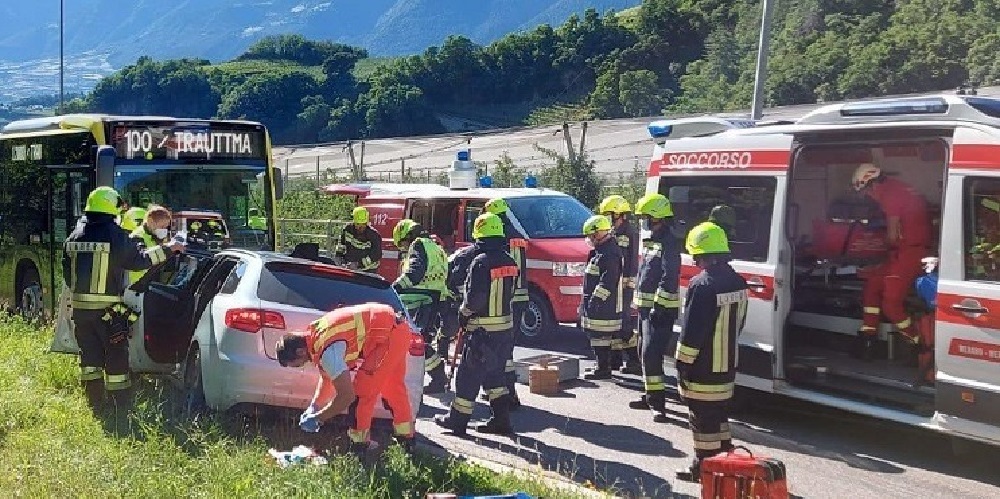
[{"xmin": 111, "ymin": 124, "xmax": 266, "ymax": 161}]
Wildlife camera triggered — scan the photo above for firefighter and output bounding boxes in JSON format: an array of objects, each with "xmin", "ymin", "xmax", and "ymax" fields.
[
  {"xmin": 852, "ymin": 163, "xmax": 932, "ymax": 360},
  {"xmin": 127, "ymin": 205, "xmax": 172, "ymax": 286},
  {"xmin": 627, "ymin": 193, "xmax": 681, "ymax": 420},
  {"xmin": 435, "ymin": 213, "xmax": 519, "ymax": 436},
  {"xmin": 599, "ymin": 194, "xmax": 641, "ymax": 375},
  {"xmin": 674, "ymin": 221, "xmax": 749, "ymax": 482},
  {"xmin": 336, "ymin": 207, "xmax": 382, "ymax": 272},
  {"xmin": 119, "ymin": 207, "xmax": 146, "ymax": 233},
  {"xmin": 392, "ymin": 219, "xmax": 451, "ymax": 390},
  {"xmin": 276, "ymin": 303, "xmax": 416, "ymax": 458},
  {"xmin": 484, "ymin": 197, "xmax": 527, "ymax": 409},
  {"xmin": 580, "ymin": 215, "xmax": 623, "ymax": 380},
  {"xmin": 63, "ymin": 187, "xmax": 185, "ymax": 413},
  {"xmin": 429, "ymin": 242, "xmax": 480, "ymax": 394}
]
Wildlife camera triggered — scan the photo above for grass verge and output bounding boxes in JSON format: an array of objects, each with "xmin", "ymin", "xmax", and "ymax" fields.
[{"xmin": 0, "ymin": 314, "xmax": 594, "ymax": 498}]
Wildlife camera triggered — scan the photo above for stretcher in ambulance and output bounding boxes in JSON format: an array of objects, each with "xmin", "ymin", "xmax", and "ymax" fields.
[
  {"xmin": 644, "ymin": 95, "xmax": 1000, "ymax": 447},
  {"xmin": 321, "ymin": 151, "xmax": 593, "ymax": 343}
]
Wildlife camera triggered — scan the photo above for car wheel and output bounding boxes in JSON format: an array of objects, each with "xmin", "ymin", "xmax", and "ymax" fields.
[
  {"xmin": 517, "ymin": 289, "xmax": 553, "ymax": 345},
  {"xmin": 16, "ymin": 268, "xmax": 44, "ymax": 322},
  {"xmin": 181, "ymin": 346, "xmax": 209, "ymax": 421}
]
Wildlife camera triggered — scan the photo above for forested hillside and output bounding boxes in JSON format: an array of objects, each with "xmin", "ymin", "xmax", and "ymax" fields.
[{"xmin": 61, "ymin": 0, "xmax": 1000, "ymax": 145}]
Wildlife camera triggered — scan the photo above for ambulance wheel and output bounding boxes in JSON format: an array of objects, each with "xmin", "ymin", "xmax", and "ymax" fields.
[{"xmin": 518, "ymin": 289, "xmax": 553, "ymax": 345}]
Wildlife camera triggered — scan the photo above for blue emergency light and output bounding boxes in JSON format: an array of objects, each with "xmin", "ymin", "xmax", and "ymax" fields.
[
  {"xmin": 479, "ymin": 175, "xmax": 493, "ymax": 187},
  {"xmin": 524, "ymin": 175, "xmax": 538, "ymax": 188},
  {"xmin": 647, "ymin": 121, "xmax": 673, "ymax": 139},
  {"xmin": 840, "ymin": 97, "xmax": 949, "ymax": 117},
  {"xmin": 457, "ymin": 150, "xmax": 471, "ymax": 161}
]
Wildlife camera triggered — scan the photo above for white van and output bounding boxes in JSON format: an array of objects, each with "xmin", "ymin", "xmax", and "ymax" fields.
[{"xmin": 644, "ymin": 95, "xmax": 1000, "ymax": 446}]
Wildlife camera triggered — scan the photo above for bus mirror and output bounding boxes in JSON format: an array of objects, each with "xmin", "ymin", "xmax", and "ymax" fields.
[
  {"xmin": 272, "ymin": 167, "xmax": 284, "ymax": 200},
  {"xmin": 94, "ymin": 146, "xmax": 116, "ymax": 187}
]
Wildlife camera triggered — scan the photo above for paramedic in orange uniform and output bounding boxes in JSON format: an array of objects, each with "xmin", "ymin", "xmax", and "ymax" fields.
[
  {"xmin": 275, "ymin": 303, "xmax": 416, "ymax": 458},
  {"xmin": 852, "ymin": 163, "xmax": 932, "ymax": 359}
]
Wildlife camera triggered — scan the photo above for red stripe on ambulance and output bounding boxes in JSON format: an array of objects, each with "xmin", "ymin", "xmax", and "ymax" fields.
[
  {"xmin": 950, "ymin": 144, "xmax": 1000, "ymax": 169},
  {"xmin": 648, "ymin": 150, "xmax": 791, "ymax": 176}
]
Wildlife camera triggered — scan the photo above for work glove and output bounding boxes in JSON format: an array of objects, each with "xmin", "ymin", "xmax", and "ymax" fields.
[{"xmin": 299, "ymin": 411, "xmax": 320, "ymax": 433}]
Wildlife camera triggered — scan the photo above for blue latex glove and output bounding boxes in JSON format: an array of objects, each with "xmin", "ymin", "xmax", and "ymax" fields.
[{"xmin": 299, "ymin": 411, "xmax": 320, "ymax": 433}]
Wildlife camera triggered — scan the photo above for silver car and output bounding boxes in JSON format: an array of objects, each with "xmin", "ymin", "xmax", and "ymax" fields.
[{"xmin": 53, "ymin": 249, "xmax": 425, "ymax": 420}]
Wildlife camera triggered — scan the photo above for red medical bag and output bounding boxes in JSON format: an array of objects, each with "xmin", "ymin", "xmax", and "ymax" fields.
[
  {"xmin": 700, "ymin": 447, "xmax": 789, "ymax": 499},
  {"xmin": 811, "ymin": 219, "xmax": 888, "ymax": 261}
]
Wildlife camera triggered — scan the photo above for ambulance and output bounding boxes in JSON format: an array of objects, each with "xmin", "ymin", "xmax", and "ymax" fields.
[
  {"xmin": 645, "ymin": 94, "xmax": 1000, "ymax": 446},
  {"xmin": 321, "ymin": 151, "xmax": 594, "ymax": 342}
]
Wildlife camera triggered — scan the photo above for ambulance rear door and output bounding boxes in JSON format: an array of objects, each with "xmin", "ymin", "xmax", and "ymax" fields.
[
  {"xmin": 652, "ymin": 134, "xmax": 793, "ymax": 391},
  {"xmin": 934, "ymin": 129, "xmax": 1000, "ymax": 444}
]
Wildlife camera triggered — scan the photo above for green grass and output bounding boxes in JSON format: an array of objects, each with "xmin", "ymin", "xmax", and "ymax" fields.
[{"xmin": 0, "ymin": 315, "xmax": 591, "ymax": 498}]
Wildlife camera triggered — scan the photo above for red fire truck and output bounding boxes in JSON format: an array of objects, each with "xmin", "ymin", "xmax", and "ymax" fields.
[
  {"xmin": 322, "ymin": 157, "xmax": 594, "ymax": 342},
  {"xmin": 645, "ymin": 94, "xmax": 1000, "ymax": 447}
]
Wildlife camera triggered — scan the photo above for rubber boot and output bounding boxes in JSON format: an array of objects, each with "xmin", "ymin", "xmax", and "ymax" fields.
[
  {"xmin": 109, "ymin": 387, "xmax": 135, "ymax": 413},
  {"xmin": 628, "ymin": 394, "xmax": 649, "ymax": 410},
  {"xmin": 434, "ymin": 410, "xmax": 470, "ymax": 436},
  {"xmin": 609, "ymin": 349, "xmax": 623, "ymax": 372},
  {"xmin": 585, "ymin": 347, "xmax": 613, "ymax": 380},
  {"xmin": 83, "ymin": 380, "xmax": 106, "ymax": 414},
  {"xmin": 393, "ymin": 435, "xmax": 416, "ymax": 455},
  {"xmin": 507, "ymin": 389, "xmax": 521, "ymax": 411},
  {"xmin": 425, "ymin": 364, "xmax": 448, "ymax": 394},
  {"xmin": 622, "ymin": 346, "xmax": 642, "ymax": 375},
  {"xmin": 476, "ymin": 397, "xmax": 513, "ymax": 435},
  {"xmin": 350, "ymin": 442, "xmax": 370, "ymax": 462},
  {"xmin": 647, "ymin": 391, "xmax": 668, "ymax": 422}
]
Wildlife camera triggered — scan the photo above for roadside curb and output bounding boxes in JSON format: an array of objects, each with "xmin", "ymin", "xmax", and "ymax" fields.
[{"xmin": 415, "ymin": 434, "xmax": 618, "ymax": 499}]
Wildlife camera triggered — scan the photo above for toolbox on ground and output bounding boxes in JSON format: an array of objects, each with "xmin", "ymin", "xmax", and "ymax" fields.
[{"xmin": 700, "ymin": 447, "xmax": 789, "ymax": 499}]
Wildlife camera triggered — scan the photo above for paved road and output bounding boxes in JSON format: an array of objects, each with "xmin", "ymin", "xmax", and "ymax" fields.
[{"xmin": 416, "ymin": 326, "xmax": 1000, "ymax": 498}]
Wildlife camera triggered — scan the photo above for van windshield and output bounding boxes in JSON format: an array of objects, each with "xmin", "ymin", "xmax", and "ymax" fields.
[{"xmin": 506, "ymin": 195, "xmax": 593, "ymax": 239}]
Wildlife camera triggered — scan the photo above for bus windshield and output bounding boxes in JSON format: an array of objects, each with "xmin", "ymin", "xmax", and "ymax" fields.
[
  {"xmin": 114, "ymin": 165, "xmax": 272, "ymax": 250},
  {"xmin": 506, "ymin": 195, "xmax": 593, "ymax": 239}
]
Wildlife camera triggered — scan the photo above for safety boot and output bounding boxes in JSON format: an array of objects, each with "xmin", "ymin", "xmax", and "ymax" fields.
[
  {"xmin": 425, "ymin": 365, "xmax": 449, "ymax": 394},
  {"xmin": 109, "ymin": 387, "xmax": 135, "ymax": 413},
  {"xmin": 622, "ymin": 346, "xmax": 642, "ymax": 374},
  {"xmin": 393, "ymin": 435, "xmax": 417, "ymax": 455},
  {"xmin": 609, "ymin": 350, "xmax": 623, "ymax": 371},
  {"xmin": 628, "ymin": 394, "xmax": 650, "ymax": 410},
  {"xmin": 350, "ymin": 442, "xmax": 370, "ymax": 462},
  {"xmin": 83, "ymin": 380, "xmax": 106, "ymax": 414},
  {"xmin": 434, "ymin": 411, "xmax": 470, "ymax": 436},
  {"xmin": 476, "ymin": 397, "xmax": 514, "ymax": 435},
  {"xmin": 675, "ymin": 458, "xmax": 702, "ymax": 483}
]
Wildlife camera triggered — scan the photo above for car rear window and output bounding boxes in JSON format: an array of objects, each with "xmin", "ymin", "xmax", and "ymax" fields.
[{"xmin": 258, "ymin": 262, "xmax": 404, "ymax": 312}]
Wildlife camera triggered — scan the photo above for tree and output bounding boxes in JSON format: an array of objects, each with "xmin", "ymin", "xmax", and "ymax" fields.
[
  {"xmin": 88, "ymin": 58, "xmax": 218, "ymax": 117},
  {"xmin": 534, "ymin": 145, "xmax": 602, "ymax": 210},
  {"xmin": 487, "ymin": 152, "xmax": 526, "ymax": 188},
  {"xmin": 619, "ymin": 69, "xmax": 665, "ymax": 117},
  {"xmin": 217, "ymin": 72, "xmax": 319, "ymax": 143},
  {"xmin": 357, "ymin": 83, "xmax": 443, "ymax": 139},
  {"xmin": 237, "ymin": 35, "xmax": 368, "ymax": 66}
]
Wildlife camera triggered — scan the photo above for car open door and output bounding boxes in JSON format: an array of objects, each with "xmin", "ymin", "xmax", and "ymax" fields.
[{"xmin": 934, "ymin": 161, "xmax": 1000, "ymax": 442}]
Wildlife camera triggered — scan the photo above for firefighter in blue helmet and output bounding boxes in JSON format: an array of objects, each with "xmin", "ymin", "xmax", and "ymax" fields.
[
  {"xmin": 628, "ymin": 193, "xmax": 682, "ymax": 421},
  {"xmin": 674, "ymin": 221, "xmax": 749, "ymax": 482},
  {"xmin": 64, "ymin": 187, "xmax": 185, "ymax": 414},
  {"xmin": 435, "ymin": 213, "xmax": 519, "ymax": 436},
  {"xmin": 580, "ymin": 215, "xmax": 623, "ymax": 380}
]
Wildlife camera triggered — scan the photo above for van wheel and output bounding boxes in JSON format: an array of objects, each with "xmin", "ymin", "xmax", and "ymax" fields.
[
  {"xmin": 518, "ymin": 289, "xmax": 553, "ymax": 345},
  {"xmin": 181, "ymin": 346, "xmax": 208, "ymax": 421},
  {"xmin": 16, "ymin": 268, "xmax": 44, "ymax": 322}
]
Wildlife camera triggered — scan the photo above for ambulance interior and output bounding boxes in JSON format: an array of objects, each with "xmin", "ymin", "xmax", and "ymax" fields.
[{"xmin": 784, "ymin": 135, "xmax": 946, "ymax": 414}]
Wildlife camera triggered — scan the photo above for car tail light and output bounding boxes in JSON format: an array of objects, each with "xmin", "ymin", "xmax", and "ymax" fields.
[
  {"xmin": 409, "ymin": 333, "xmax": 425, "ymax": 356},
  {"xmin": 225, "ymin": 308, "xmax": 286, "ymax": 333}
]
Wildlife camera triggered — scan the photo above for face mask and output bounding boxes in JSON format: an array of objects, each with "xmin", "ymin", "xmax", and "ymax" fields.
[
  {"xmin": 585, "ymin": 235, "xmax": 597, "ymax": 248},
  {"xmin": 154, "ymin": 228, "xmax": 169, "ymax": 239}
]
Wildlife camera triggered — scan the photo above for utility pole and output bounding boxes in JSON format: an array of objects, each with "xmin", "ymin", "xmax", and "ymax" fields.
[
  {"xmin": 750, "ymin": 0, "xmax": 776, "ymax": 121},
  {"xmin": 561, "ymin": 122, "xmax": 576, "ymax": 163},
  {"xmin": 359, "ymin": 141, "xmax": 366, "ymax": 180},
  {"xmin": 346, "ymin": 140, "xmax": 359, "ymax": 181},
  {"xmin": 578, "ymin": 121, "xmax": 588, "ymax": 158},
  {"xmin": 59, "ymin": 0, "xmax": 64, "ymax": 115}
]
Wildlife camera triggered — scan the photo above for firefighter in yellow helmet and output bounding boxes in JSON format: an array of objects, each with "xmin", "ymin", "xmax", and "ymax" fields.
[
  {"xmin": 63, "ymin": 187, "xmax": 185, "ymax": 414},
  {"xmin": 127, "ymin": 205, "xmax": 173, "ymax": 287},
  {"xmin": 392, "ymin": 218, "xmax": 451, "ymax": 390},
  {"xmin": 628, "ymin": 193, "xmax": 682, "ymax": 421},
  {"xmin": 580, "ymin": 215, "xmax": 623, "ymax": 379},
  {"xmin": 599, "ymin": 194, "xmax": 641, "ymax": 375},
  {"xmin": 119, "ymin": 207, "xmax": 146, "ymax": 233},
  {"xmin": 674, "ymin": 221, "xmax": 749, "ymax": 482},
  {"xmin": 483, "ymin": 197, "xmax": 527, "ymax": 409},
  {"xmin": 336, "ymin": 207, "xmax": 382, "ymax": 272},
  {"xmin": 435, "ymin": 213, "xmax": 519, "ymax": 436}
]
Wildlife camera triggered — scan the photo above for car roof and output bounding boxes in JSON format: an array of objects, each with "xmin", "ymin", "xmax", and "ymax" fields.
[
  {"xmin": 216, "ymin": 250, "xmax": 386, "ymax": 280},
  {"xmin": 322, "ymin": 182, "xmax": 570, "ymax": 201}
]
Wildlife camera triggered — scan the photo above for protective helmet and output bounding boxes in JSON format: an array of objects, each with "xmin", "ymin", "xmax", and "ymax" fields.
[
  {"xmin": 485, "ymin": 198, "xmax": 509, "ymax": 215},
  {"xmin": 392, "ymin": 219, "xmax": 419, "ymax": 248},
  {"xmin": 582, "ymin": 215, "xmax": 612, "ymax": 236},
  {"xmin": 852, "ymin": 163, "xmax": 882, "ymax": 191},
  {"xmin": 84, "ymin": 186, "xmax": 122, "ymax": 216},
  {"xmin": 598, "ymin": 195, "xmax": 631, "ymax": 215},
  {"xmin": 634, "ymin": 193, "xmax": 673, "ymax": 219},
  {"xmin": 120, "ymin": 207, "xmax": 146, "ymax": 232},
  {"xmin": 708, "ymin": 205, "xmax": 736, "ymax": 229},
  {"xmin": 472, "ymin": 213, "xmax": 505, "ymax": 240},
  {"xmin": 352, "ymin": 206, "xmax": 370, "ymax": 224},
  {"xmin": 685, "ymin": 221, "xmax": 730, "ymax": 256}
]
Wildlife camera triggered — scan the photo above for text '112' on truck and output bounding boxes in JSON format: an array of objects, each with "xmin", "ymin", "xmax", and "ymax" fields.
[
  {"xmin": 321, "ymin": 150, "xmax": 594, "ymax": 343},
  {"xmin": 644, "ymin": 94, "xmax": 1000, "ymax": 448}
]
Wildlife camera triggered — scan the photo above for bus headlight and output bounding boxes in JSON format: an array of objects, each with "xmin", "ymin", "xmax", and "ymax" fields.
[{"xmin": 552, "ymin": 262, "xmax": 586, "ymax": 277}]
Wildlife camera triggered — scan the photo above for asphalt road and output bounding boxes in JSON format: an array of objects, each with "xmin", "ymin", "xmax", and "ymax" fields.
[{"xmin": 415, "ymin": 326, "xmax": 1000, "ymax": 499}]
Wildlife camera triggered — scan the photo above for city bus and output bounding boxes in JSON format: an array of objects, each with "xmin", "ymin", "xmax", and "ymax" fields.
[{"xmin": 0, "ymin": 114, "xmax": 283, "ymax": 320}]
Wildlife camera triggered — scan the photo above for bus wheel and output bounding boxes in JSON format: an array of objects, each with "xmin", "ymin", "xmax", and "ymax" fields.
[
  {"xmin": 17, "ymin": 268, "xmax": 43, "ymax": 322},
  {"xmin": 518, "ymin": 289, "xmax": 553, "ymax": 345}
]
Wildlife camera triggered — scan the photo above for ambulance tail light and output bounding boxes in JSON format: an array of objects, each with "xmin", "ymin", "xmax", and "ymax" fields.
[
  {"xmin": 552, "ymin": 262, "xmax": 586, "ymax": 277},
  {"xmin": 225, "ymin": 308, "xmax": 286, "ymax": 333}
]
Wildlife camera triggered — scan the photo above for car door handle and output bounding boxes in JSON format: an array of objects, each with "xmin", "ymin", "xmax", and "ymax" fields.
[
  {"xmin": 952, "ymin": 301, "xmax": 989, "ymax": 315},
  {"xmin": 746, "ymin": 277, "xmax": 768, "ymax": 291}
]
